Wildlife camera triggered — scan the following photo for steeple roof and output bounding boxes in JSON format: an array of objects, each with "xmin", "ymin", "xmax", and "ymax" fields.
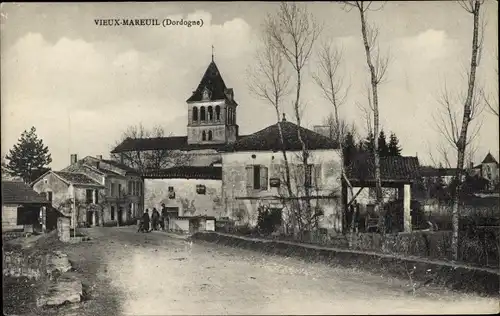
[
  {"xmin": 482, "ymin": 152, "xmax": 498, "ymax": 164},
  {"xmin": 186, "ymin": 61, "xmax": 237, "ymax": 105}
]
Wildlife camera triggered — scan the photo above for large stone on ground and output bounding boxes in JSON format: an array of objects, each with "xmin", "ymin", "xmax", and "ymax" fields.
[
  {"xmin": 46, "ymin": 250, "xmax": 72, "ymax": 277},
  {"xmin": 36, "ymin": 274, "xmax": 83, "ymax": 307}
]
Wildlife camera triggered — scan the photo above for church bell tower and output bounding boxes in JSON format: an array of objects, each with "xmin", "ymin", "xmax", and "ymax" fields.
[{"xmin": 186, "ymin": 56, "xmax": 239, "ymax": 145}]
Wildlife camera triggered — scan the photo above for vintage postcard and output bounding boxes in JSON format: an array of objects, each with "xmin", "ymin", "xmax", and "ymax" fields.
[{"xmin": 1, "ymin": 1, "xmax": 499, "ymax": 315}]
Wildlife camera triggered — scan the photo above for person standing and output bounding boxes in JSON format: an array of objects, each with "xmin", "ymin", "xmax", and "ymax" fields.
[
  {"xmin": 161, "ymin": 203, "xmax": 169, "ymax": 231},
  {"xmin": 152, "ymin": 208, "xmax": 160, "ymax": 230},
  {"xmin": 142, "ymin": 209, "xmax": 151, "ymax": 233}
]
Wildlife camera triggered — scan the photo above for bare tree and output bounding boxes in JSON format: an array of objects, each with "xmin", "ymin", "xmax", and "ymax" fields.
[
  {"xmin": 483, "ymin": 53, "xmax": 499, "ymax": 117},
  {"xmin": 312, "ymin": 40, "xmax": 362, "ymax": 238},
  {"xmin": 111, "ymin": 123, "xmax": 191, "ymax": 174},
  {"xmin": 247, "ymin": 28, "xmax": 297, "ymax": 233},
  {"xmin": 434, "ymin": 0, "xmax": 485, "ymax": 260},
  {"xmin": 266, "ymin": 2, "xmax": 322, "ymax": 235},
  {"xmin": 343, "ymin": 1, "xmax": 390, "ymax": 232}
]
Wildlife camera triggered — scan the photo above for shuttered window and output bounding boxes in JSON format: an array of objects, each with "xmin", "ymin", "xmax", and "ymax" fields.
[
  {"xmin": 260, "ymin": 166, "xmax": 268, "ymax": 190},
  {"xmin": 246, "ymin": 165, "xmax": 269, "ymax": 191},
  {"xmin": 246, "ymin": 166, "xmax": 253, "ymax": 189}
]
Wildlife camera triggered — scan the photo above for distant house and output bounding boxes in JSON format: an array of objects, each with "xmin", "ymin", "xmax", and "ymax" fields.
[
  {"xmin": 469, "ymin": 152, "xmax": 499, "ymax": 190},
  {"xmin": 32, "ymin": 154, "xmax": 144, "ymax": 227},
  {"xmin": 62, "ymin": 155, "xmax": 144, "ymax": 225},
  {"xmin": 2, "ymin": 180, "xmax": 50, "ymax": 232},
  {"xmin": 420, "ymin": 166, "xmax": 459, "ymax": 185},
  {"xmin": 31, "ymin": 169, "xmax": 105, "ymax": 228},
  {"xmin": 220, "ymin": 116, "xmax": 343, "ymax": 234}
]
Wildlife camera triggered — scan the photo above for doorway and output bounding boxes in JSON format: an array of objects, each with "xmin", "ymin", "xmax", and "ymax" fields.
[{"xmin": 118, "ymin": 207, "xmax": 123, "ymax": 226}]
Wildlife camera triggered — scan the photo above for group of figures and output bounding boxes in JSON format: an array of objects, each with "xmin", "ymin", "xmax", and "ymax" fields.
[{"xmin": 137, "ymin": 203, "xmax": 170, "ymax": 233}]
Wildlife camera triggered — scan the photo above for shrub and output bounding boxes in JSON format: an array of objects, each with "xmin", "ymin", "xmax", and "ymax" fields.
[{"xmin": 257, "ymin": 207, "xmax": 282, "ymax": 236}]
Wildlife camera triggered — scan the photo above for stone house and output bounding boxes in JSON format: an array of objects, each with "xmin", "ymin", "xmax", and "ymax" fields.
[
  {"xmin": 219, "ymin": 116, "xmax": 343, "ymax": 235},
  {"xmin": 469, "ymin": 152, "xmax": 499, "ymax": 190},
  {"xmin": 31, "ymin": 169, "xmax": 106, "ymax": 228},
  {"xmin": 2, "ymin": 180, "xmax": 50, "ymax": 232},
  {"xmin": 61, "ymin": 155, "xmax": 144, "ymax": 225}
]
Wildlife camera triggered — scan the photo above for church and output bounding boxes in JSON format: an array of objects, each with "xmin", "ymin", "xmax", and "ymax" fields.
[
  {"xmin": 112, "ymin": 57, "xmax": 346, "ymax": 234},
  {"xmin": 111, "ymin": 57, "xmax": 247, "ymax": 229}
]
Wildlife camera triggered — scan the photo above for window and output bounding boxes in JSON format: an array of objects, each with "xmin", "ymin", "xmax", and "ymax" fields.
[
  {"xmin": 111, "ymin": 206, "xmax": 115, "ymax": 221},
  {"xmin": 86, "ymin": 189, "xmax": 93, "ymax": 204},
  {"xmin": 168, "ymin": 186, "xmax": 175, "ymax": 199},
  {"xmin": 208, "ymin": 106, "xmax": 213, "ymax": 121},
  {"xmin": 200, "ymin": 106, "xmax": 206, "ymax": 121},
  {"xmin": 118, "ymin": 184, "xmax": 122, "ymax": 197},
  {"xmin": 228, "ymin": 108, "xmax": 232, "ymax": 124},
  {"xmin": 46, "ymin": 191, "xmax": 53, "ymax": 202},
  {"xmin": 246, "ymin": 165, "xmax": 268, "ymax": 190},
  {"xmin": 94, "ymin": 190, "xmax": 99, "ymax": 204},
  {"xmin": 208, "ymin": 130, "xmax": 213, "ymax": 141},
  {"xmin": 215, "ymin": 105, "xmax": 221, "ymax": 120},
  {"xmin": 253, "ymin": 165, "xmax": 261, "ymax": 189},
  {"xmin": 202, "ymin": 131, "xmax": 206, "ymax": 141},
  {"xmin": 128, "ymin": 181, "xmax": 132, "ymax": 195},
  {"xmin": 196, "ymin": 184, "xmax": 206, "ymax": 195},
  {"xmin": 110, "ymin": 183, "xmax": 115, "ymax": 197},
  {"xmin": 138, "ymin": 182, "xmax": 142, "ymax": 196},
  {"xmin": 193, "ymin": 106, "xmax": 198, "ymax": 121}
]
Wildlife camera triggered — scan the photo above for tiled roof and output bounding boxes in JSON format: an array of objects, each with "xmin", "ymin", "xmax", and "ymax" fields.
[
  {"xmin": 346, "ymin": 154, "xmax": 421, "ymax": 182},
  {"xmin": 221, "ymin": 121, "xmax": 340, "ymax": 152},
  {"xmin": 142, "ymin": 166, "xmax": 222, "ymax": 180},
  {"xmin": 420, "ymin": 166, "xmax": 458, "ymax": 177},
  {"xmin": 2, "ymin": 181, "xmax": 49, "ymax": 204},
  {"xmin": 53, "ymin": 171, "xmax": 103, "ymax": 187},
  {"xmin": 111, "ymin": 135, "xmax": 248, "ymax": 153},
  {"xmin": 186, "ymin": 61, "xmax": 237, "ymax": 105},
  {"xmin": 482, "ymin": 152, "xmax": 498, "ymax": 164},
  {"xmin": 100, "ymin": 159, "xmax": 140, "ymax": 175}
]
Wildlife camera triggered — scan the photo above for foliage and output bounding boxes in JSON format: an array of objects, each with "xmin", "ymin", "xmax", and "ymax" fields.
[
  {"xmin": 342, "ymin": 132, "xmax": 358, "ymax": 167},
  {"xmin": 5, "ymin": 127, "xmax": 52, "ymax": 183},
  {"xmin": 257, "ymin": 207, "xmax": 282, "ymax": 235},
  {"xmin": 111, "ymin": 124, "xmax": 192, "ymax": 173},
  {"xmin": 377, "ymin": 130, "xmax": 389, "ymax": 157},
  {"xmin": 359, "ymin": 130, "xmax": 402, "ymax": 158},
  {"xmin": 387, "ymin": 132, "xmax": 402, "ymax": 156}
]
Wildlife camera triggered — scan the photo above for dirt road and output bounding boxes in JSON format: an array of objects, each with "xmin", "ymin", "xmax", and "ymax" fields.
[{"xmin": 76, "ymin": 226, "xmax": 498, "ymax": 315}]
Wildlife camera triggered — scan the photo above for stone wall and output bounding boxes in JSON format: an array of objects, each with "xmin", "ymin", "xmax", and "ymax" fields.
[
  {"xmin": 2, "ymin": 205, "xmax": 23, "ymax": 231},
  {"xmin": 144, "ymin": 178, "xmax": 223, "ymax": 218},
  {"xmin": 3, "ymin": 251, "xmax": 44, "ymax": 280}
]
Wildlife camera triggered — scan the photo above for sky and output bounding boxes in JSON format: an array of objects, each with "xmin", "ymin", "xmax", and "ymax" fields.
[{"xmin": 1, "ymin": 1, "xmax": 498, "ymax": 170}]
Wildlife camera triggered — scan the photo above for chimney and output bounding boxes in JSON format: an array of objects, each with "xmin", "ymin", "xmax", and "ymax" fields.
[
  {"xmin": 282, "ymin": 113, "xmax": 286, "ymax": 122},
  {"xmin": 70, "ymin": 154, "xmax": 78, "ymax": 165},
  {"xmin": 96, "ymin": 155, "xmax": 103, "ymax": 160},
  {"xmin": 469, "ymin": 161, "xmax": 474, "ymax": 170}
]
